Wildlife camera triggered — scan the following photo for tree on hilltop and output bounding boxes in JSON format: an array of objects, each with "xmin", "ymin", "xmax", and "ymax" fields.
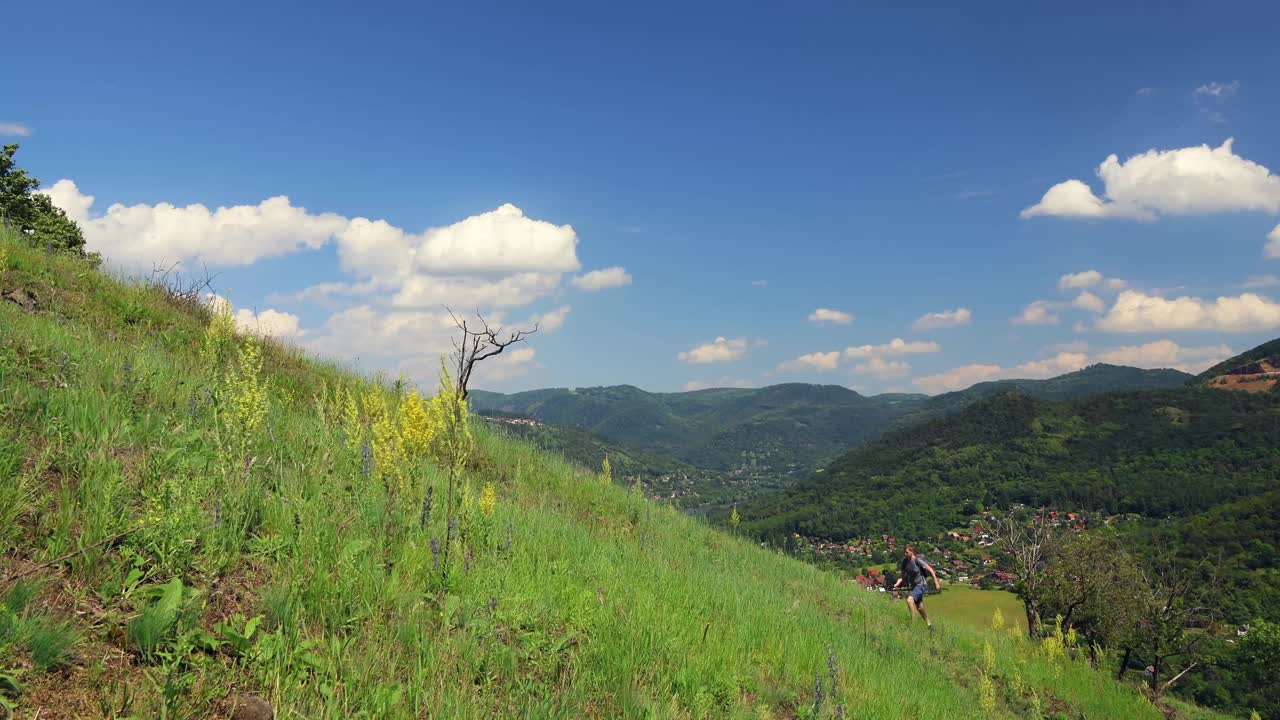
[{"xmin": 0, "ymin": 143, "xmax": 90, "ymax": 257}]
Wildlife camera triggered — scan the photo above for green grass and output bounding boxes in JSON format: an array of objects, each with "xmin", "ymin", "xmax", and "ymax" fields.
[
  {"xmin": 926, "ymin": 585, "xmax": 1030, "ymax": 635},
  {"xmin": 0, "ymin": 227, "xmax": 1227, "ymax": 718}
]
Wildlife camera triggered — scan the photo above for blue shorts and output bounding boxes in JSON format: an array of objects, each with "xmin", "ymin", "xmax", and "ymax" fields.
[{"xmin": 909, "ymin": 584, "xmax": 927, "ymax": 605}]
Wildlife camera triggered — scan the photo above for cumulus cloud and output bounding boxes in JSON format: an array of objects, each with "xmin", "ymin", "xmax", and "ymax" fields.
[
  {"xmin": 678, "ymin": 337, "xmax": 747, "ymax": 364},
  {"xmin": 913, "ymin": 352, "xmax": 1089, "ymax": 394},
  {"xmin": 808, "ymin": 308, "xmax": 854, "ymax": 325},
  {"xmin": 778, "ymin": 351, "xmax": 841, "ymax": 373},
  {"xmin": 1096, "ymin": 290, "xmax": 1280, "ymax": 333},
  {"xmin": 1267, "ymin": 224, "xmax": 1280, "ymax": 258},
  {"xmin": 843, "ymin": 338, "xmax": 940, "ymax": 359},
  {"xmin": 1093, "ymin": 340, "xmax": 1232, "ymax": 374},
  {"xmin": 683, "ymin": 376, "xmax": 754, "ymax": 391},
  {"xmin": 0, "ymin": 122, "xmax": 31, "ymax": 137},
  {"xmin": 1073, "ymin": 291, "xmax": 1106, "ymax": 313},
  {"xmin": 531, "ymin": 305, "xmax": 571, "ymax": 333},
  {"xmin": 571, "ymin": 266, "xmax": 632, "ymax": 291},
  {"xmin": 1058, "ymin": 270, "xmax": 1101, "ymax": 289},
  {"xmin": 1021, "ymin": 139, "xmax": 1280, "ymax": 221},
  {"xmin": 204, "ymin": 294, "xmax": 303, "ymax": 339},
  {"xmin": 850, "ymin": 357, "xmax": 911, "ymax": 378},
  {"xmin": 912, "ymin": 307, "xmax": 971, "ymax": 330},
  {"xmin": 234, "ymin": 308, "xmax": 303, "ymax": 338},
  {"xmin": 39, "ymin": 181, "xmax": 583, "ymax": 309},
  {"xmin": 1012, "ymin": 300, "xmax": 1060, "ymax": 326}
]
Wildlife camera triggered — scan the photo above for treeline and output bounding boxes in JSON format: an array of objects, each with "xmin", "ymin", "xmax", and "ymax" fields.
[{"xmin": 999, "ymin": 517, "xmax": 1279, "ymax": 718}]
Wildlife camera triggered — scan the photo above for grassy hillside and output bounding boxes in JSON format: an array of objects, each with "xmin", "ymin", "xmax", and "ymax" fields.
[{"xmin": 0, "ymin": 229, "xmax": 1201, "ymax": 718}]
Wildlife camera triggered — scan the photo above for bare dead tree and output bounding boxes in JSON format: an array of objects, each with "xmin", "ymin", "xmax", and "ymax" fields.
[
  {"xmin": 1124, "ymin": 555, "xmax": 1219, "ymax": 698},
  {"xmin": 148, "ymin": 260, "xmax": 221, "ymax": 314},
  {"xmin": 992, "ymin": 508, "xmax": 1061, "ymax": 638},
  {"xmin": 445, "ymin": 307, "xmax": 538, "ymax": 400}
]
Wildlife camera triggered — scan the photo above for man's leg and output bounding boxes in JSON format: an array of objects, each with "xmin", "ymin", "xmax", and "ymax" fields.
[{"xmin": 905, "ymin": 596, "xmax": 918, "ymax": 622}]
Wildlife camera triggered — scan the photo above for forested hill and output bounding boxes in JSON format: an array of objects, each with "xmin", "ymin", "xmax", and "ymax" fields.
[
  {"xmin": 471, "ymin": 365, "xmax": 1196, "ymax": 481},
  {"xmin": 737, "ymin": 384, "xmax": 1280, "ymax": 542},
  {"xmin": 910, "ymin": 363, "xmax": 1194, "ymax": 419},
  {"xmin": 471, "ymin": 383, "xmax": 928, "ymax": 478}
]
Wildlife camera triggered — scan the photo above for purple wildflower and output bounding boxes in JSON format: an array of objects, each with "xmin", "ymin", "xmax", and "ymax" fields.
[
  {"xmin": 488, "ymin": 596, "xmax": 497, "ymax": 616},
  {"xmin": 430, "ymin": 537, "xmax": 440, "ymax": 570},
  {"xmin": 189, "ymin": 392, "xmax": 199, "ymax": 421},
  {"xmin": 213, "ymin": 500, "xmax": 222, "ymax": 529},
  {"xmin": 419, "ymin": 487, "xmax": 433, "ymax": 529},
  {"xmin": 464, "ymin": 548, "xmax": 472, "ymax": 573},
  {"xmin": 360, "ymin": 441, "xmax": 373, "ymax": 477},
  {"xmin": 813, "ymin": 670, "xmax": 824, "ymax": 716},
  {"xmin": 447, "ymin": 517, "xmax": 457, "ymax": 545}
]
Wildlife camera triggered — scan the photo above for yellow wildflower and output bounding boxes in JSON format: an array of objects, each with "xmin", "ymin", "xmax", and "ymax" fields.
[{"xmin": 479, "ymin": 481, "xmax": 497, "ymax": 516}]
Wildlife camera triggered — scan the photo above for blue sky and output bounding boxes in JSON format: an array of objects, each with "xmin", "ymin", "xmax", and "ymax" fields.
[{"xmin": 7, "ymin": 1, "xmax": 1280, "ymax": 394}]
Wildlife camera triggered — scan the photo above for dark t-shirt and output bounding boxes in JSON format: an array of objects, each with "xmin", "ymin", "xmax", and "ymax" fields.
[{"xmin": 900, "ymin": 556, "xmax": 932, "ymax": 588}]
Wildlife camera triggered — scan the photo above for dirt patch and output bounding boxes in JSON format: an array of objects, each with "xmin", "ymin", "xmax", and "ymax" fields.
[
  {"xmin": 4, "ymin": 288, "xmax": 38, "ymax": 313},
  {"xmin": 1209, "ymin": 373, "xmax": 1279, "ymax": 393},
  {"xmin": 203, "ymin": 561, "xmax": 270, "ymax": 629},
  {"xmin": 18, "ymin": 643, "xmax": 142, "ymax": 720}
]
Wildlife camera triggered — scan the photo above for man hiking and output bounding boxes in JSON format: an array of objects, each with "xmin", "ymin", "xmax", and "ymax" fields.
[{"xmin": 891, "ymin": 545, "xmax": 940, "ymax": 628}]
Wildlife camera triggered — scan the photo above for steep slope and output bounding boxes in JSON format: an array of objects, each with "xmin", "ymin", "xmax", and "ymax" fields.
[
  {"xmin": 739, "ymin": 384, "xmax": 1280, "ymax": 543},
  {"xmin": 0, "ymin": 228, "xmax": 1194, "ymax": 718},
  {"xmin": 1198, "ymin": 339, "xmax": 1280, "ymax": 393}
]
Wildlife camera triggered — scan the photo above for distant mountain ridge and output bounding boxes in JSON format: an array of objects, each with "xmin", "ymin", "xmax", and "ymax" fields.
[{"xmin": 472, "ymin": 364, "xmax": 1195, "ymax": 485}]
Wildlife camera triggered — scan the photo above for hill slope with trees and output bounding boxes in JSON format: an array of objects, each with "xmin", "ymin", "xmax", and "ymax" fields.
[{"xmin": 0, "ymin": 225, "xmax": 1216, "ymax": 718}]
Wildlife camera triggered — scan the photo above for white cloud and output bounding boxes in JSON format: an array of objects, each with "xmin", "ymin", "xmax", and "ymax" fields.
[
  {"xmin": 1096, "ymin": 290, "xmax": 1280, "ymax": 333},
  {"xmin": 913, "ymin": 352, "xmax": 1089, "ymax": 394},
  {"xmin": 1244, "ymin": 274, "xmax": 1280, "ymax": 288},
  {"xmin": 1136, "ymin": 87, "xmax": 1156, "ymax": 97},
  {"xmin": 1058, "ymin": 270, "xmax": 1102, "ymax": 289},
  {"xmin": 478, "ymin": 347, "xmax": 538, "ymax": 382},
  {"xmin": 913, "ymin": 364, "xmax": 1006, "ymax": 394},
  {"xmin": 1267, "ymin": 223, "xmax": 1280, "ymax": 258},
  {"xmin": 678, "ymin": 336, "xmax": 747, "ymax": 364},
  {"xmin": 683, "ymin": 376, "xmax": 754, "ymax": 391},
  {"xmin": 843, "ymin": 338, "xmax": 940, "ymax": 359},
  {"xmin": 571, "ymin": 266, "xmax": 632, "ymax": 291},
  {"xmin": 808, "ymin": 308, "xmax": 854, "ymax": 325},
  {"xmin": 1195, "ymin": 81, "xmax": 1239, "ymax": 99},
  {"xmin": 532, "ymin": 305, "xmax": 571, "ymax": 333},
  {"xmin": 1012, "ymin": 300, "xmax": 1060, "ymax": 326},
  {"xmin": 912, "ymin": 307, "xmax": 972, "ymax": 330},
  {"xmin": 204, "ymin": 293, "xmax": 303, "ymax": 339},
  {"xmin": 414, "ymin": 204, "xmax": 580, "ymax": 274},
  {"xmin": 0, "ymin": 122, "xmax": 31, "ymax": 137},
  {"xmin": 39, "ymin": 181, "xmax": 583, "ymax": 309},
  {"xmin": 850, "ymin": 357, "xmax": 911, "ymax": 378},
  {"xmin": 779, "ymin": 351, "xmax": 841, "ymax": 373},
  {"xmin": 391, "ymin": 271, "xmax": 562, "ymax": 308},
  {"xmin": 1021, "ymin": 139, "xmax": 1280, "ymax": 220},
  {"xmin": 1072, "ymin": 291, "xmax": 1106, "ymax": 313},
  {"xmin": 233, "ymin": 308, "xmax": 303, "ymax": 338},
  {"xmin": 1093, "ymin": 340, "xmax": 1231, "ymax": 373}
]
